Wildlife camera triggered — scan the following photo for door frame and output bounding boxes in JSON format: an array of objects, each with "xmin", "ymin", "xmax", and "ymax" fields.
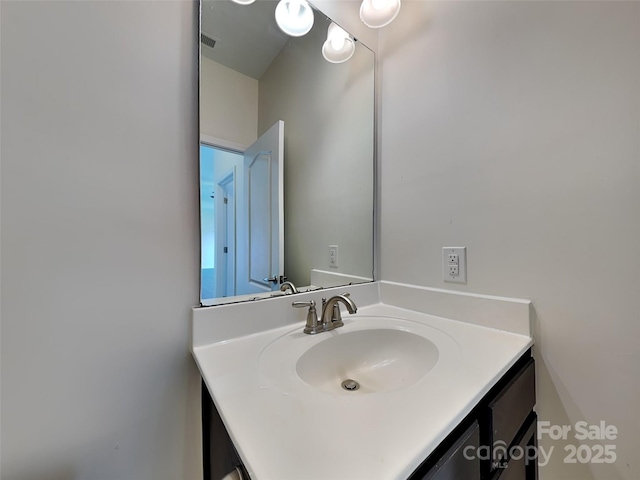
[
  {"xmin": 214, "ymin": 167, "xmax": 236, "ymax": 298},
  {"xmin": 200, "ymin": 135, "xmax": 248, "ymax": 302}
]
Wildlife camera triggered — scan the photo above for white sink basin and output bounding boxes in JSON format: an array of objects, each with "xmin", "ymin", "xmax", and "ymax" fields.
[
  {"xmin": 296, "ymin": 328, "xmax": 438, "ymax": 394},
  {"xmin": 259, "ymin": 315, "xmax": 459, "ymax": 396}
]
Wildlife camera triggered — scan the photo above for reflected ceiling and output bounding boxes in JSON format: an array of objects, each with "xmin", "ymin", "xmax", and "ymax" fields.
[{"xmin": 201, "ymin": 0, "xmax": 288, "ymax": 79}]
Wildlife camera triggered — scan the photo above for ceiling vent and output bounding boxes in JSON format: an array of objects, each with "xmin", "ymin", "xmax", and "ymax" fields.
[{"xmin": 200, "ymin": 33, "xmax": 217, "ymax": 50}]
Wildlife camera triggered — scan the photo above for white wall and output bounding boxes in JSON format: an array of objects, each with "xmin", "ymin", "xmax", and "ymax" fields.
[
  {"xmin": 379, "ymin": 2, "xmax": 639, "ymax": 480},
  {"xmin": 1, "ymin": 2, "xmax": 202, "ymax": 479},
  {"xmin": 200, "ymin": 57, "xmax": 258, "ymax": 146}
]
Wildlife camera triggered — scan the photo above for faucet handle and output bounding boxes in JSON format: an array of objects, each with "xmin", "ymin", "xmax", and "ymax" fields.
[
  {"xmin": 292, "ymin": 300, "xmax": 315, "ymax": 308},
  {"xmin": 292, "ymin": 300, "xmax": 323, "ymax": 335}
]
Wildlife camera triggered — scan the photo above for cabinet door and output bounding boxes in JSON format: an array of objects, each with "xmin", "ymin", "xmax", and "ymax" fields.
[
  {"xmin": 420, "ymin": 421, "xmax": 481, "ymax": 480},
  {"xmin": 494, "ymin": 413, "xmax": 538, "ymax": 480},
  {"xmin": 485, "ymin": 359, "xmax": 536, "ymax": 472},
  {"xmin": 202, "ymin": 381, "xmax": 244, "ymax": 480}
]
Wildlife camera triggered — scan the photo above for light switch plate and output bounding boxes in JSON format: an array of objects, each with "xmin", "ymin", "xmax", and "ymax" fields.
[{"xmin": 443, "ymin": 247, "xmax": 466, "ymax": 283}]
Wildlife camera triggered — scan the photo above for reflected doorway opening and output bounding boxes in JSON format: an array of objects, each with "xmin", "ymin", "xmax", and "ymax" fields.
[{"xmin": 200, "ymin": 143, "xmax": 243, "ymax": 300}]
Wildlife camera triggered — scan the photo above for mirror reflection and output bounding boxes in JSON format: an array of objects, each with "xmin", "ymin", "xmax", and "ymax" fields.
[{"xmin": 200, "ymin": 0, "xmax": 375, "ymax": 305}]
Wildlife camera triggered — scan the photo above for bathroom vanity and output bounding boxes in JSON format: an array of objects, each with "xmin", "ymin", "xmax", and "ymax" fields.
[{"xmin": 192, "ymin": 281, "xmax": 537, "ymax": 480}]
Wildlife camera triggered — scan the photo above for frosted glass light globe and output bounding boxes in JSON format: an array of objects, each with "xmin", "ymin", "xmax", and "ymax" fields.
[
  {"xmin": 322, "ymin": 22, "xmax": 355, "ymax": 64},
  {"xmin": 360, "ymin": 0, "xmax": 401, "ymax": 28},
  {"xmin": 275, "ymin": 0, "xmax": 314, "ymax": 37}
]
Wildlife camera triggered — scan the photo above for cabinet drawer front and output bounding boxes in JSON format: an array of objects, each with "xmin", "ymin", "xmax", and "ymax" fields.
[
  {"xmin": 488, "ymin": 359, "xmax": 536, "ymax": 459},
  {"xmin": 423, "ymin": 421, "xmax": 481, "ymax": 480}
]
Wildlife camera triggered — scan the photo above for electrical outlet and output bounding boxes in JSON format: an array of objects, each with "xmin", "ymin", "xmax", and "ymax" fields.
[
  {"xmin": 443, "ymin": 247, "xmax": 466, "ymax": 283},
  {"xmin": 329, "ymin": 245, "xmax": 339, "ymax": 268}
]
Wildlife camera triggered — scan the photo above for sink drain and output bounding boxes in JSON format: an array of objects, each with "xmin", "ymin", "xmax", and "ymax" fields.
[{"xmin": 341, "ymin": 379, "xmax": 360, "ymax": 391}]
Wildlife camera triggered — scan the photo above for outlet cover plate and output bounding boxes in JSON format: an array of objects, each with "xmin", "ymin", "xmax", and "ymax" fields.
[
  {"xmin": 443, "ymin": 247, "xmax": 466, "ymax": 283},
  {"xmin": 329, "ymin": 245, "xmax": 339, "ymax": 268}
]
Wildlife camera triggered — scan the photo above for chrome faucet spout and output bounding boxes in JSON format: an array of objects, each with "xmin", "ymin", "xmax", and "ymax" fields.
[
  {"xmin": 280, "ymin": 281, "xmax": 299, "ymax": 294},
  {"xmin": 321, "ymin": 293, "xmax": 357, "ymax": 331}
]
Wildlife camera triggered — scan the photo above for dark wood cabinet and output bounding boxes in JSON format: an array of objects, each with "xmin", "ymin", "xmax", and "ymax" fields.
[
  {"xmin": 492, "ymin": 413, "xmax": 538, "ymax": 480},
  {"xmin": 484, "ymin": 358, "xmax": 536, "ymax": 476},
  {"xmin": 417, "ymin": 422, "xmax": 481, "ymax": 480},
  {"xmin": 409, "ymin": 350, "xmax": 537, "ymax": 480},
  {"xmin": 201, "ymin": 381, "xmax": 245, "ymax": 480}
]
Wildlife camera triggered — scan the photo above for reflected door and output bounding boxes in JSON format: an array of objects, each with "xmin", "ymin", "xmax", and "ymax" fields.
[{"xmin": 236, "ymin": 121, "xmax": 284, "ymax": 295}]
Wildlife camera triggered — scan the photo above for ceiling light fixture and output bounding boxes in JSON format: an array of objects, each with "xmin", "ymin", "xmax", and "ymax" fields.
[
  {"xmin": 322, "ymin": 22, "xmax": 355, "ymax": 64},
  {"xmin": 275, "ymin": 0, "xmax": 314, "ymax": 37},
  {"xmin": 359, "ymin": 0, "xmax": 401, "ymax": 29},
  {"xmin": 230, "ymin": 0, "xmax": 256, "ymax": 4}
]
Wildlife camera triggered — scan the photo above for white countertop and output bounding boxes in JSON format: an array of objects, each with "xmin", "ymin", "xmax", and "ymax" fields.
[{"xmin": 192, "ymin": 290, "xmax": 533, "ymax": 480}]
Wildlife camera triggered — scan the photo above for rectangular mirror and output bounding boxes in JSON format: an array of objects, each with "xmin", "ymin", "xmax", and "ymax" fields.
[{"xmin": 200, "ymin": 0, "xmax": 375, "ymax": 305}]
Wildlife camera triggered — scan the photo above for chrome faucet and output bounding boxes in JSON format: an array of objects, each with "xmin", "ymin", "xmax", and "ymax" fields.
[
  {"xmin": 292, "ymin": 293, "xmax": 357, "ymax": 334},
  {"xmin": 280, "ymin": 281, "xmax": 299, "ymax": 294},
  {"xmin": 320, "ymin": 293, "xmax": 357, "ymax": 331}
]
